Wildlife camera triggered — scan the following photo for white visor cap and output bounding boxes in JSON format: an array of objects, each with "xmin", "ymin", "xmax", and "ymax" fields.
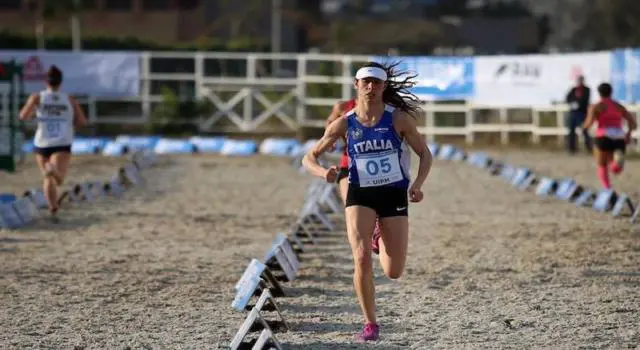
[{"xmin": 355, "ymin": 66, "xmax": 387, "ymax": 81}]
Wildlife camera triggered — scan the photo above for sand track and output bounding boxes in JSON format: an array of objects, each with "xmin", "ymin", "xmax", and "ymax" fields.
[{"xmin": 1, "ymin": 151, "xmax": 638, "ymax": 349}]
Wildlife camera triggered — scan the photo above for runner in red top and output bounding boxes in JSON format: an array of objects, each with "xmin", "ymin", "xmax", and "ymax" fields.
[
  {"xmin": 582, "ymin": 82, "xmax": 637, "ymax": 189},
  {"xmin": 325, "ymin": 98, "xmax": 356, "ymax": 203}
]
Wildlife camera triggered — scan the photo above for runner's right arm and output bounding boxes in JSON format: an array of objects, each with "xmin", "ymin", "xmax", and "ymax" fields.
[
  {"xmin": 582, "ymin": 103, "xmax": 600, "ymax": 130},
  {"xmin": 303, "ymin": 117, "xmax": 347, "ymax": 178},
  {"xmin": 324, "ymin": 101, "xmax": 345, "ymax": 152},
  {"xmin": 616, "ymin": 102, "xmax": 637, "ymax": 141},
  {"xmin": 18, "ymin": 93, "xmax": 39, "ymax": 121}
]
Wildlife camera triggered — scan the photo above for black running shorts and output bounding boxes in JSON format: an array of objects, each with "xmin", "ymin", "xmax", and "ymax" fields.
[
  {"xmin": 345, "ymin": 185, "xmax": 408, "ymax": 217},
  {"xmin": 34, "ymin": 145, "xmax": 72, "ymax": 159},
  {"xmin": 595, "ymin": 137, "xmax": 626, "ymax": 152},
  {"xmin": 337, "ymin": 167, "xmax": 349, "ymax": 183}
]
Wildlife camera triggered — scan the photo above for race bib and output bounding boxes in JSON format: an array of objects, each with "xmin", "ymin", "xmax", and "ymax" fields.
[
  {"xmin": 604, "ymin": 127, "xmax": 625, "ymax": 139},
  {"xmin": 40, "ymin": 119, "xmax": 63, "ymax": 139},
  {"xmin": 355, "ymin": 150, "xmax": 404, "ymax": 187}
]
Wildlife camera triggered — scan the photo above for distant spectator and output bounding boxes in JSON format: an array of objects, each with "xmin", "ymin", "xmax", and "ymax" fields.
[{"xmin": 565, "ymin": 75, "xmax": 593, "ymax": 154}]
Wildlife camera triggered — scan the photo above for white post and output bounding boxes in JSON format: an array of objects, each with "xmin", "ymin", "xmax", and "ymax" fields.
[
  {"xmin": 465, "ymin": 104, "xmax": 474, "ymax": 144},
  {"xmin": 35, "ymin": 20, "xmax": 45, "ymax": 51},
  {"xmin": 500, "ymin": 107, "xmax": 508, "ymax": 145},
  {"xmin": 141, "ymin": 52, "xmax": 151, "ymax": 123},
  {"xmin": 245, "ymin": 55, "xmax": 257, "ymax": 130},
  {"xmin": 296, "ymin": 55, "xmax": 307, "ymax": 125},
  {"xmin": 531, "ymin": 109, "xmax": 540, "ymax": 145}
]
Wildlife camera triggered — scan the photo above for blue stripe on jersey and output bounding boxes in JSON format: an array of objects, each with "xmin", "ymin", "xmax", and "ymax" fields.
[{"xmin": 346, "ymin": 105, "xmax": 410, "ymax": 189}]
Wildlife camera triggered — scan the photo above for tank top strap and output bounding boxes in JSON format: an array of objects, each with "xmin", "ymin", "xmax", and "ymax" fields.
[{"xmin": 384, "ymin": 104, "xmax": 395, "ymax": 114}]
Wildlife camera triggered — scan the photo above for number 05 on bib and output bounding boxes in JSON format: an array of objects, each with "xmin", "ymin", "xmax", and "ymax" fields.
[{"xmin": 355, "ymin": 149, "xmax": 404, "ymax": 187}]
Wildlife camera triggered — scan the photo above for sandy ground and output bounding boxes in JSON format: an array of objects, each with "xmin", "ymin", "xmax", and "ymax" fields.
[{"xmin": 1, "ymin": 149, "xmax": 639, "ymax": 349}]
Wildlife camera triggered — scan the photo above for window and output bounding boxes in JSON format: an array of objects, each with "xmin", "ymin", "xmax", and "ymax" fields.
[
  {"xmin": 104, "ymin": 0, "xmax": 132, "ymax": 11},
  {"xmin": 143, "ymin": 0, "xmax": 170, "ymax": 10}
]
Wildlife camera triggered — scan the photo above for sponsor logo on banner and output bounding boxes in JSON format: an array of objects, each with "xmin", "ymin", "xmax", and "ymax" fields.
[
  {"xmin": 473, "ymin": 52, "xmax": 611, "ymax": 107},
  {"xmin": 23, "ymin": 56, "xmax": 46, "ymax": 81},
  {"xmin": 493, "ymin": 61, "xmax": 541, "ymax": 85},
  {"xmin": 491, "ymin": 61, "xmax": 584, "ymax": 86},
  {"xmin": 371, "ymin": 55, "xmax": 475, "ymax": 100}
]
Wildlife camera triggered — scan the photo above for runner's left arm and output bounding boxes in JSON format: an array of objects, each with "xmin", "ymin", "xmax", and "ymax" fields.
[
  {"xmin": 70, "ymin": 96, "xmax": 88, "ymax": 128},
  {"xmin": 395, "ymin": 110, "xmax": 432, "ymax": 189}
]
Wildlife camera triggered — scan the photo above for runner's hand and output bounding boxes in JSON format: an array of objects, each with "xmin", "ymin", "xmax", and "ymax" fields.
[
  {"xmin": 324, "ymin": 166, "xmax": 339, "ymax": 183},
  {"xmin": 408, "ymin": 184, "xmax": 423, "ymax": 203}
]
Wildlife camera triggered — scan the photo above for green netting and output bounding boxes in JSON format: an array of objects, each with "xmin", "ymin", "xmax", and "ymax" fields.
[{"xmin": 0, "ymin": 60, "xmax": 25, "ymax": 173}]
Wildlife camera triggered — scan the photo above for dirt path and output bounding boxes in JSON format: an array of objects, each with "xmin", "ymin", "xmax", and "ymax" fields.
[{"xmin": 1, "ymin": 152, "xmax": 638, "ymax": 349}]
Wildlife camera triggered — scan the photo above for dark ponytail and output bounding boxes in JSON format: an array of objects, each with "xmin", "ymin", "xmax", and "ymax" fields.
[{"xmin": 46, "ymin": 65, "xmax": 63, "ymax": 87}]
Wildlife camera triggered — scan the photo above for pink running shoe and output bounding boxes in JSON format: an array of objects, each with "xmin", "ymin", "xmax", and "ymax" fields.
[
  {"xmin": 372, "ymin": 219, "xmax": 381, "ymax": 255},
  {"xmin": 356, "ymin": 323, "xmax": 380, "ymax": 342}
]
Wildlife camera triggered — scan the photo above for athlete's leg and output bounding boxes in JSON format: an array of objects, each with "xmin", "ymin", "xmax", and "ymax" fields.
[
  {"xmin": 44, "ymin": 152, "xmax": 71, "ymax": 217},
  {"xmin": 48, "ymin": 152, "xmax": 71, "ymax": 185},
  {"xmin": 34, "ymin": 153, "xmax": 49, "ymax": 176},
  {"xmin": 35, "ymin": 153, "xmax": 58, "ymax": 213},
  {"xmin": 337, "ymin": 175, "xmax": 349, "ymax": 206},
  {"xmin": 346, "ymin": 203, "xmax": 381, "ymax": 342},
  {"xmin": 610, "ymin": 141, "xmax": 626, "ymax": 175},
  {"xmin": 338, "ymin": 168, "xmax": 383, "ymax": 259},
  {"xmin": 372, "ymin": 218, "xmax": 382, "ymax": 255},
  {"xmin": 342, "ymin": 175, "xmax": 383, "ymax": 260},
  {"xmin": 376, "ymin": 187, "xmax": 410, "ymax": 278},
  {"xmin": 594, "ymin": 146, "xmax": 612, "ymax": 189},
  {"xmin": 345, "ymin": 205, "xmax": 378, "ymax": 324},
  {"xmin": 377, "ymin": 216, "xmax": 409, "ymax": 279}
]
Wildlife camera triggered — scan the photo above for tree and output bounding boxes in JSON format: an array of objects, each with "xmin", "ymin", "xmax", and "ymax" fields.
[
  {"xmin": 37, "ymin": 0, "xmax": 83, "ymax": 50},
  {"xmin": 196, "ymin": 0, "xmax": 324, "ymax": 52},
  {"xmin": 572, "ymin": 0, "xmax": 640, "ymax": 50},
  {"xmin": 476, "ymin": 1, "xmax": 533, "ymax": 17},
  {"xmin": 434, "ymin": 0, "xmax": 469, "ymax": 17}
]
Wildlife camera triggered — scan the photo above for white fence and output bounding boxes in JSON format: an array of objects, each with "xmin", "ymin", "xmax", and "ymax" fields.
[{"xmin": 12, "ymin": 51, "xmax": 640, "ymax": 144}]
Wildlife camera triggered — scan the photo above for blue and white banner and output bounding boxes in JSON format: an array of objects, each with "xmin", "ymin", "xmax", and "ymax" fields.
[
  {"xmin": 0, "ymin": 51, "xmax": 140, "ymax": 97},
  {"xmin": 371, "ymin": 56, "xmax": 475, "ymax": 100},
  {"xmin": 611, "ymin": 48, "xmax": 640, "ymax": 103}
]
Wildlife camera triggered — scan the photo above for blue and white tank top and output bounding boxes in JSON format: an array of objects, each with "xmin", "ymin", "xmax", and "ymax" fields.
[
  {"xmin": 346, "ymin": 105, "xmax": 411, "ymax": 189},
  {"xmin": 33, "ymin": 90, "xmax": 74, "ymax": 148}
]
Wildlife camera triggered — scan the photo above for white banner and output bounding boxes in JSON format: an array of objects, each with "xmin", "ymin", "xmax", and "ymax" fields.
[
  {"xmin": 0, "ymin": 51, "xmax": 140, "ymax": 97},
  {"xmin": 472, "ymin": 52, "xmax": 611, "ymax": 107}
]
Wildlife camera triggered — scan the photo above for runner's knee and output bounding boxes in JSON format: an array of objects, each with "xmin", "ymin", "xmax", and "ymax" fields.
[
  {"xmin": 43, "ymin": 176, "xmax": 55, "ymax": 186},
  {"xmin": 382, "ymin": 263, "xmax": 404, "ymax": 280}
]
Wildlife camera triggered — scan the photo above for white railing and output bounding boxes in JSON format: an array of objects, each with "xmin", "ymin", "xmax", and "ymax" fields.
[{"xmin": 17, "ymin": 51, "xmax": 640, "ymax": 144}]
